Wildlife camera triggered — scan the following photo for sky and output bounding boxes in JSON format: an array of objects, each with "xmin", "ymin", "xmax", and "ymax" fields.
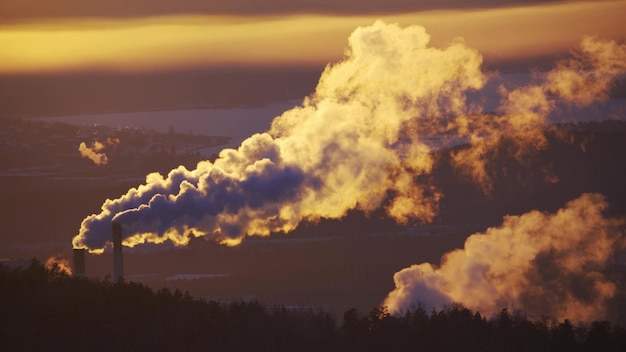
[
  {"xmin": 0, "ymin": 1, "xmax": 566, "ymax": 20},
  {"xmin": 0, "ymin": 0, "xmax": 625, "ymax": 73}
]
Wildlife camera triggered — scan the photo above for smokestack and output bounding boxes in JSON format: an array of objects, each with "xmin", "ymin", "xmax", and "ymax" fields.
[
  {"xmin": 112, "ymin": 222, "xmax": 124, "ymax": 283},
  {"xmin": 73, "ymin": 249, "xmax": 86, "ymax": 278}
]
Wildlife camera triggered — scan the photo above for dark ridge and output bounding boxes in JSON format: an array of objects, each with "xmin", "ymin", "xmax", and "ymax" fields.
[{"xmin": 433, "ymin": 120, "xmax": 626, "ymax": 223}]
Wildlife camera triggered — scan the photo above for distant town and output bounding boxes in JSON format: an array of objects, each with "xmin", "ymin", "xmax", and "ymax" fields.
[{"xmin": 0, "ymin": 117, "xmax": 229, "ymax": 191}]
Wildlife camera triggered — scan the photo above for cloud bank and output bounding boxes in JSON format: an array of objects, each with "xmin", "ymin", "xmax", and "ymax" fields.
[
  {"xmin": 2, "ymin": 1, "xmax": 625, "ymax": 73},
  {"xmin": 0, "ymin": 0, "xmax": 572, "ymax": 21}
]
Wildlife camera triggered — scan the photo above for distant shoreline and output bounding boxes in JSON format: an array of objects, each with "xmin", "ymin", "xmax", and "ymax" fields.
[
  {"xmin": 16, "ymin": 99, "xmax": 296, "ymax": 120},
  {"xmin": 26, "ymin": 99, "xmax": 301, "ymax": 137}
]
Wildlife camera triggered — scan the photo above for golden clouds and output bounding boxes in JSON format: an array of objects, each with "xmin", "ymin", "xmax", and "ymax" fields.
[
  {"xmin": 399, "ymin": 1, "xmax": 626, "ymax": 62},
  {"xmin": 1, "ymin": 1, "xmax": 625, "ymax": 73},
  {"xmin": 0, "ymin": 16, "xmax": 350, "ymax": 73}
]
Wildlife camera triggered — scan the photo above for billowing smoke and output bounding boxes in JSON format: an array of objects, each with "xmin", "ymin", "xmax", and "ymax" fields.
[
  {"xmin": 451, "ymin": 35, "xmax": 626, "ymax": 192},
  {"xmin": 72, "ymin": 21, "xmax": 626, "ymax": 253},
  {"xmin": 546, "ymin": 36, "xmax": 626, "ymax": 106},
  {"xmin": 384, "ymin": 193, "xmax": 625, "ymax": 322},
  {"xmin": 45, "ymin": 255, "xmax": 73, "ymax": 275},
  {"xmin": 78, "ymin": 137, "xmax": 120, "ymax": 166}
]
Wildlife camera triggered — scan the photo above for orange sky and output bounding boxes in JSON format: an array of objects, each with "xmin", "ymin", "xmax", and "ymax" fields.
[{"xmin": 0, "ymin": 1, "xmax": 624, "ymax": 73}]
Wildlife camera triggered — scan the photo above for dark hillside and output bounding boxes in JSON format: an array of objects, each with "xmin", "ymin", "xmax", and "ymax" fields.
[
  {"xmin": 432, "ymin": 120, "xmax": 626, "ymax": 224},
  {"xmin": 2, "ymin": 261, "xmax": 625, "ymax": 352}
]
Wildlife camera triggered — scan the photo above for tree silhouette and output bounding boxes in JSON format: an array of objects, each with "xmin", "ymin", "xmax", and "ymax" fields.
[{"xmin": 1, "ymin": 259, "xmax": 625, "ymax": 351}]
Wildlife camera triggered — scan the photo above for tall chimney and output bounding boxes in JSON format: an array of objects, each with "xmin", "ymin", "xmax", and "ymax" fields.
[
  {"xmin": 73, "ymin": 248, "xmax": 86, "ymax": 278},
  {"xmin": 112, "ymin": 221, "xmax": 124, "ymax": 283}
]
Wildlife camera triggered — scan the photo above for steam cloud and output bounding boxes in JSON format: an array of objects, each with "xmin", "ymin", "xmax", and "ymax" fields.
[
  {"xmin": 45, "ymin": 256, "xmax": 73, "ymax": 275},
  {"xmin": 384, "ymin": 193, "xmax": 626, "ymax": 322},
  {"xmin": 72, "ymin": 22, "xmax": 626, "ymax": 258},
  {"xmin": 78, "ymin": 137, "xmax": 120, "ymax": 165}
]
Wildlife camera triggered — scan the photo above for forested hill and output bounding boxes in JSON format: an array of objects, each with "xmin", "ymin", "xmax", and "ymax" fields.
[
  {"xmin": 2, "ymin": 261, "xmax": 625, "ymax": 352},
  {"xmin": 431, "ymin": 120, "xmax": 626, "ymax": 224}
]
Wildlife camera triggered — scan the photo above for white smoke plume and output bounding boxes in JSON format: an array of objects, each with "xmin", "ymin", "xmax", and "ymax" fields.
[
  {"xmin": 72, "ymin": 22, "xmax": 626, "ymax": 253},
  {"xmin": 78, "ymin": 137, "xmax": 120, "ymax": 166},
  {"xmin": 384, "ymin": 193, "xmax": 625, "ymax": 322}
]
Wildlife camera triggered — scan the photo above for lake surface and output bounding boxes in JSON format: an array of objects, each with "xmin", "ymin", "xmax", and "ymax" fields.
[
  {"xmin": 32, "ymin": 100, "xmax": 302, "ymax": 155},
  {"xmin": 30, "ymin": 73, "xmax": 625, "ymax": 156}
]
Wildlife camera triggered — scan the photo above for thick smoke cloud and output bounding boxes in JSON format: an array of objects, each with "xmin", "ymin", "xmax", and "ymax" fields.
[
  {"xmin": 73, "ymin": 21, "xmax": 484, "ymax": 251},
  {"xmin": 384, "ymin": 193, "xmax": 626, "ymax": 322},
  {"xmin": 72, "ymin": 21, "xmax": 626, "ymax": 254}
]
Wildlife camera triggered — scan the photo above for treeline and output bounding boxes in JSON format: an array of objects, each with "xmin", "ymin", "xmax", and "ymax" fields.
[{"xmin": 1, "ymin": 260, "xmax": 625, "ymax": 351}]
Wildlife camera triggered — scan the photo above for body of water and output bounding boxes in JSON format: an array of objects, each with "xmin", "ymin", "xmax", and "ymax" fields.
[
  {"xmin": 31, "ymin": 99, "xmax": 302, "ymax": 155},
  {"xmin": 30, "ymin": 73, "xmax": 625, "ymax": 156}
]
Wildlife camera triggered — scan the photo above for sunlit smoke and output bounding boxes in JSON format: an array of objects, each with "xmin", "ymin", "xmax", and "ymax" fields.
[
  {"xmin": 384, "ymin": 193, "xmax": 625, "ymax": 322},
  {"xmin": 451, "ymin": 36, "xmax": 626, "ymax": 192},
  {"xmin": 78, "ymin": 137, "xmax": 120, "ymax": 166},
  {"xmin": 546, "ymin": 36, "xmax": 626, "ymax": 107},
  {"xmin": 72, "ymin": 21, "xmax": 484, "ymax": 252},
  {"xmin": 72, "ymin": 22, "xmax": 626, "ymax": 253},
  {"xmin": 45, "ymin": 256, "xmax": 73, "ymax": 275}
]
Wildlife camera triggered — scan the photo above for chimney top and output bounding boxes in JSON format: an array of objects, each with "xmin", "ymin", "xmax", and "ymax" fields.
[{"xmin": 112, "ymin": 221, "xmax": 122, "ymax": 236}]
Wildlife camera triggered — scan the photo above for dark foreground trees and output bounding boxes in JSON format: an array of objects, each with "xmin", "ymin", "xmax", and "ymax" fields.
[{"xmin": 2, "ymin": 260, "xmax": 625, "ymax": 351}]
